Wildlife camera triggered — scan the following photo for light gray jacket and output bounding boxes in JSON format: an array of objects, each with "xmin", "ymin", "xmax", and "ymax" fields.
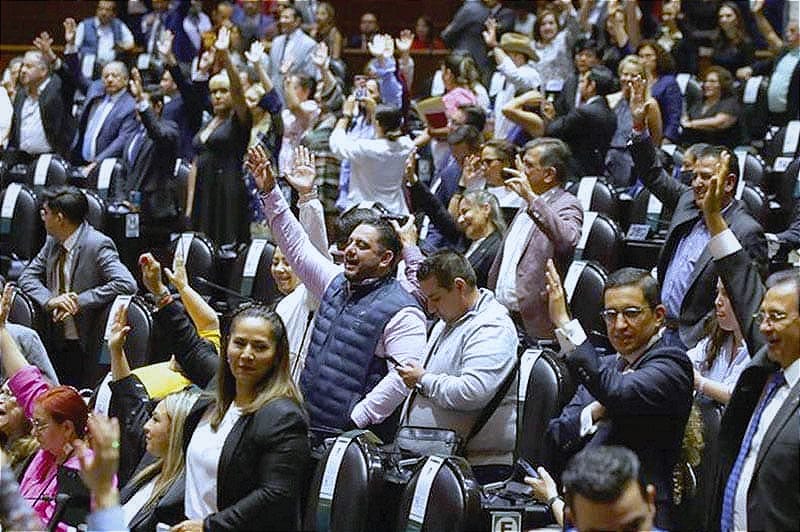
[
  {"xmin": 3, "ymin": 323, "xmax": 59, "ymax": 384},
  {"xmin": 403, "ymin": 289, "xmax": 519, "ymax": 466}
]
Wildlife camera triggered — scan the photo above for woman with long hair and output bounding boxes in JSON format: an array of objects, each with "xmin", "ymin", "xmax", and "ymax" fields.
[
  {"xmin": 0, "ymin": 285, "xmax": 93, "ymax": 530},
  {"xmin": 636, "ymin": 40, "xmax": 682, "ymax": 143},
  {"xmin": 531, "ymin": 3, "xmax": 582, "ymax": 87},
  {"xmin": 0, "ymin": 381, "xmax": 38, "ymax": 479},
  {"xmin": 311, "ymin": 2, "xmax": 343, "ymax": 59},
  {"xmin": 712, "ymin": 2, "xmax": 755, "ymax": 74},
  {"xmin": 138, "ymin": 258, "xmax": 309, "ymax": 532},
  {"xmin": 681, "ymin": 65, "xmax": 741, "ymax": 148},
  {"xmin": 687, "ymin": 279, "xmax": 750, "ymax": 405}
]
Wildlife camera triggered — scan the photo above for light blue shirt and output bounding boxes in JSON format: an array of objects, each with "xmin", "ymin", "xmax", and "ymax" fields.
[
  {"xmin": 767, "ymin": 48, "xmax": 800, "ymax": 113},
  {"xmin": 687, "ymin": 335, "xmax": 750, "ymax": 396},
  {"xmin": 662, "ymin": 218, "xmax": 711, "ymax": 318}
]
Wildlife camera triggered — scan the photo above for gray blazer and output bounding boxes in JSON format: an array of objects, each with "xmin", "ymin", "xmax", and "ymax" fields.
[
  {"xmin": 268, "ymin": 28, "xmax": 318, "ymax": 97},
  {"xmin": 18, "ymin": 222, "xmax": 137, "ymax": 357},
  {"xmin": 3, "ymin": 323, "xmax": 59, "ymax": 384}
]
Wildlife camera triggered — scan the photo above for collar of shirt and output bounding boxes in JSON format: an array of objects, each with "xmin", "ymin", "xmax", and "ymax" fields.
[
  {"xmin": 62, "ymin": 222, "xmax": 86, "ymax": 253},
  {"xmin": 584, "ymin": 95, "xmax": 603, "ymax": 106},
  {"xmin": 783, "ymin": 357, "xmax": 800, "ymax": 389},
  {"xmin": 28, "ymin": 76, "xmax": 51, "ymax": 99},
  {"xmin": 104, "ymin": 90, "xmax": 126, "ymax": 104},
  {"xmin": 620, "ymin": 328, "xmax": 664, "ymax": 369}
]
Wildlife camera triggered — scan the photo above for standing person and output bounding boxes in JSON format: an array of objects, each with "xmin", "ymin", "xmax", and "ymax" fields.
[
  {"xmin": 268, "ymin": 5, "xmax": 318, "ymax": 99},
  {"xmin": 545, "ymin": 263, "xmax": 694, "ymax": 530},
  {"xmin": 18, "ymin": 187, "xmax": 137, "ymax": 387},
  {"xmin": 530, "ymin": 1, "xmax": 583, "ymax": 88},
  {"xmin": 74, "ymin": 0, "xmax": 135, "ymax": 75},
  {"xmin": 554, "ymin": 38, "xmax": 601, "ymax": 117},
  {"xmin": 247, "ymin": 146, "xmax": 426, "ymax": 442},
  {"xmin": 711, "ymin": 2, "xmax": 755, "ymax": 75},
  {"xmin": 310, "ymin": 2, "xmax": 343, "ymax": 60},
  {"xmin": 636, "ymin": 40, "xmax": 682, "ymax": 145},
  {"xmin": 187, "ymin": 27, "xmax": 252, "ymax": 247}
]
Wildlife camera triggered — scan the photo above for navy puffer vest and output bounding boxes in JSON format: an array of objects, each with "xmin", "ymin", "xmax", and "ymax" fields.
[{"xmin": 300, "ymin": 273, "xmax": 419, "ymax": 434}]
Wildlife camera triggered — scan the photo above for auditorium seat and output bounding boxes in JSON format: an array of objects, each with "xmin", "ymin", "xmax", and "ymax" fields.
[
  {"xmin": 27, "ymin": 154, "xmax": 70, "ymax": 192},
  {"xmin": 0, "ymin": 183, "xmax": 46, "ymax": 280},
  {"xmin": 227, "ymin": 238, "xmax": 279, "ymax": 306},
  {"xmin": 574, "ymin": 211, "xmax": 623, "ymax": 272},
  {"xmin": 566, "ymin": 177, "xmax": 619, "ymax": 221},
  {"xmin": 167, "ymin": 232, "xmax": 218, "ymax": 297}
]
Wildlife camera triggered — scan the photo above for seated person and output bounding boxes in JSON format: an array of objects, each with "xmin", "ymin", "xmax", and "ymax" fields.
[
  {"xmin": 545, "ymin": 262, "xmax": 693, "ymax": 529},
  {"xmin": 395, "ymin": 250, "xmax": 519, "ymax": 484},
  {"xmin": 680, "ymin": 66, "xmax": 741, "ymax": 148},
  {"xmin": 0, "ymin": 380, "xmax": 38, "ymax": 480}
]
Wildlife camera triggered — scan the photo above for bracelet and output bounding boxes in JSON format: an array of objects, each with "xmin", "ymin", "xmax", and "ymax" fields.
[
  {"xmin": 546, "ymin": 495, "xmax": 563, "ymax": 508},
  {"xmin": 298, "ymin": 186, "xmax": 319, "ymax": 203}
]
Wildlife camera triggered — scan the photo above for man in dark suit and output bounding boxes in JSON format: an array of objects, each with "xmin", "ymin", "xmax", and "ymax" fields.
[
  {"xmin": 62, "ymin": 17, "xmax": 137, "ymax": 176},
  {"xmin": 542, "ymin": 65, "xmax": 617, "ymax": 177},
  {"xmin": 441, "ymin": 0, "xmax": 515, "ymax": 82},
  {"xmin": 117, "ymin": 68, "xmax": 181, "ymax": 256},
  {"xmin": 698, "ymin": 167, "xmax": 800, "ymax": 531},
  {"xmin": 487, "ymin": 138, "xmax": 583, "ymax": 340},
  {"xmin": 545, "ymin": 264, "xmax": 694, "ymax": 530},
  {"xmin": 6, "ymin": 35, "xmax": 76, "ymax": 166},
  {"xmin": 18, "ymin": 187, "xmax": 137, "ymax": 387},
  {"xmin": 630, "ymin": 130, "xmax": 767, "ymax": 349}
]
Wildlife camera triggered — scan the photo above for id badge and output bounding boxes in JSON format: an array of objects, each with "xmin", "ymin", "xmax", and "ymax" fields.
[{"xmin": 125, "ymin": 213, "xmax": 140, "ymax": 238}]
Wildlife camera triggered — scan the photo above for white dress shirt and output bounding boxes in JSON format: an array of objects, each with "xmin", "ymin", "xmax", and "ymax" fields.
[
  {"xmin": 19, "ymin": 77, "xmax": 53, "ymax": 155},
  {"xmin": 491, "ymin": 56, "xmax": 541, "ymax": 140},
  {"xmin": 0, "ymin": 86, "xmax": 14, "ymax": 148},
  {"xmin": 60, "ymin": 224, "xmax": 84, "ymax": 340},
  {"xmin": 733, "ymin": 358, "xmax": 800, "ymax": 530},
  {"xmin": 75, "ymin": 17, "xmax": 135, "ymax": 65}
]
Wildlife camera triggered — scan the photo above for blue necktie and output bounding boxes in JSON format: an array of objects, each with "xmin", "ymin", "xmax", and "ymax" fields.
[
  {"xmin": 720, "ymin": 370, "xmax": 786, "ymax": 531},
  {"xmin": 82, "ymin": 96, "xmax": 111, "ymax": 162}
]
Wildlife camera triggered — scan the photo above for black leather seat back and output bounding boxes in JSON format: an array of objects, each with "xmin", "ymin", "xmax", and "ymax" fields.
[
  {"xmin": 564, "ymin": 260, "xmax": 608, "ymax": 344},
  {"xmin": 95, "ymin": 296, "xmax": 153, "ymax": 368},
  {"xmin": 88, "ymin": 158, "xmax": 125, "ymax": 200},
  {"xmin": 0, "ymin": 183, "xmax": 45, "ymax": 261},
  {"xmin": 567, "ymin": 177, "xmax": 619, "ymax": 221},
  {"xmin": 304, "ymin": 430, "xmax": 386, "ymax": 532},
  {"xmin": 168, "ymin": 232, "xmax": 217, "ymax": 297},
  {"xmin": 227, "ymin": 238, "xmax": 279, "ymax": 305},
  {"xmin": 8, "ymin": 286, "xmax": 41, "ymax": 332},
  {"xmin": 27, "ymin": 154, "xmax": 69, "ymax": 192},
  {"xmin": 629, "ymin": 188, "xmax": 674, "ymax": 236},
  {"xmin": 173, "ymin": 159, "xmax": 191, "ymax": 214},
  {"xmin": 575, "ymin": 211, "xmax": 622, "ymax": 272},
  {"xmin": 395, "ymin": 456, "xmax": 483, "ymax": 532},
  {"xmin": 82, "ymin": 189, "xmax": 107, "ymax": 233},
  {"xmin": 741, "ymin": 75, "xmax": 770, "ymax": 143},
  {"xmin": 516, "ymin": 349, "xmax": 576, "ymax": 466},
  {"xmin": 736, "ymin": 182, "xmax": 768, "ymax": 226},
  {"xmin": 734, "ymin": 150, "xmax": 765, "ymax": 189}
]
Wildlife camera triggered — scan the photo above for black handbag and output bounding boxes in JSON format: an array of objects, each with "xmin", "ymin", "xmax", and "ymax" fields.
[{"xmin": 394, "ymin": 426, "xmax": 463, "ymax": 458}]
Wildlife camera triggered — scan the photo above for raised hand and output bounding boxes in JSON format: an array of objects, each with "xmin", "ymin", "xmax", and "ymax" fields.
[
  {"xmin": 63, "ymin": 18, "xmax": 77, "ymax": 45},
  {"xmin": 129, "ymin": 68, "xmax": 145, "ymax": 101},
  {"xmin": 544, "ymin": 258, "xmax": 570, "ymax": 328},
  {"xmin": 383, "ymin": 33, "xmax": 395, "ymax": 58},
  {"xmin": 245, "ymin": 145, "xmax": 276, "ymax": 192},
  {"xmin": 462, "ymin": 153, "xmax": 483, "ymax": 188},
  {"xmin": 702, "ymin": 151, "xmax": 731, "ymax": 218},
  {"xmin": 629, "ymin": 74, "xmax": 648, "ymax": 128},
  {"xmin": 107, "ymin": 304, "xmax": 130, "ymax": 355},
  {"xmin": 503, "ymin": 173, "xmax": 535, "ymax": 203},
  {"xmin": 403, "ymin": 147, "xmax": 419, "ymax": 185},
  {"xmin": 482, "ymin": 17, "xmax": 498, "ymax": 48},
  {"xmin": 245, "ymin": 40, "xmax": 265, "ymax": 65},
  {"xmin": 395, "ymin": 29, "xmax": 414, "ymax": 54},
  {"xmin": 540, "ymin": 99, "xmax": 556, "ymax": 120},
  {"xmin": 73, "ymin": 414, "xmax": 120, "ymax": 509},
  {"xmin": 157, "ymin": 29, "xmax": 175, "ymax": 62},
  {"xmin": 311, "ymin": 41, "xmax": 330, "ymax": 70},
  {"xmin": 139, "ymin": 253, "xmax": 168, "ymax": 296},
  {"xmin": 750, "ymin": 0, "xmax": 764, "ymax": 12},
  {"xmin": 33, "ymin": 32, "xmax": 56, "ymax": 63},
  {"xmin": 215, "ymin": 25, "xmax": 231, "ymax": 52},
  {"xmin": 164, "ymin": 250, "xmax": 188, "ymax": 291},
  {"xmin": 287, "ymin": 146, "xmax": 317, "ymax": 194},
  {"xmin": 368, "ymin": 33, "xmax": 386, "ymax": 58},
  {"xmin": 198, "ymin": 49, "xmax": 216, "ymax": 74}
]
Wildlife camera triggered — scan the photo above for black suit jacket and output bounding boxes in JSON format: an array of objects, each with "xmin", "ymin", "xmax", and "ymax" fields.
[
  {"xmin": 118, "ymin": 106, "xmax": 181, "ymax": 222},
  {"xmin": 9, "ymin": 67, "xmax": 76, "ymax": 157},
  {"xmin": 546, "ymin": 95, "xmax": 617, "ymax": 177},
  {"xmin": 120, "ymin": 455, "xmax": 187, "ymax": 532},
  {"xmin": 630, "ymin": 133, "xmax": 768, "ymax": 347},
  {"xmin": 547, "ymin": 337, "xmax": 694, "ymax": 529},
  {"xmin": 554, "ymin": 72, "xmax": 579, "ymax": 117},
  {"xmin": 408, "ymin": 180, "xmax": 502, "ymax": 287}
]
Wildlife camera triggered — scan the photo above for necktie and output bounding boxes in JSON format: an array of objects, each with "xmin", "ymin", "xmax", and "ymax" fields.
[
  {"xmin": 127, "ymin": 127, "xmax": 145, "ymax": 166},
  {"xmin": 720, "ymin": 370, "xmax": 787, "ymax": 531},
  {"xmin": 56, "ymin": 244, "xmax": 69, "ymax": 294},
  {"xmin": 82, "ymin": 96, "xmax": 111, "ymax": 162}
]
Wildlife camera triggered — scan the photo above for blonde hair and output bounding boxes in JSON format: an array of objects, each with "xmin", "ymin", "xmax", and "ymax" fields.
[{"xmin": 129, "ymin": 389, "xmax": 200, "ymax": 510}]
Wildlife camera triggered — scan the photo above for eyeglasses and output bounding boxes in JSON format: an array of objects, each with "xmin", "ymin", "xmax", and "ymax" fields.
[
  {"xmin": 600, "ymin": 306, "xmax": 649, "ymax": 324},
  {"xmin": 753, "ymin": 311, "xmax": 797, "ymax": 325},
  {"xmin": 31, "ymin": 418, "xmax": 50, "ymax": 433}
]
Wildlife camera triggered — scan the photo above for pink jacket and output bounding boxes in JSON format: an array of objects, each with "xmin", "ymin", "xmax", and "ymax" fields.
[{"xmin": 8, "ymin": 366, "xmax": 92, "ymax": 531}]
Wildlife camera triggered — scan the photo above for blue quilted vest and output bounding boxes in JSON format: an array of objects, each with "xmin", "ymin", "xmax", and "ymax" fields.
[
  {"xmin": 80, "ymin": 18, "xmax": 125, "ymax": 59},
  {"xmin": 300, "ymin": 273, "xmax": 419, "ymax": 434}
]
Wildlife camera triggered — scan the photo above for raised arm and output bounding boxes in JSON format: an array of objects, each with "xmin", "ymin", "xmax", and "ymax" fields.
[
  {"xmin": 502, "ymin": 90, "xmax": 546, "ymax": 137},
  {"xmin": 750, "ymin": 0, "xmax": 783, "ymax": 54},
  {"xmin": 215, "ymin": 26, "xmax": 250, "ymax": 126},
  {"xmin": 163, "ymin": 253, "xmax": 220, "ymax": 333},
  {"xmin": 0, "ymin": 285, "xmax": 32, "ymax": 380}
]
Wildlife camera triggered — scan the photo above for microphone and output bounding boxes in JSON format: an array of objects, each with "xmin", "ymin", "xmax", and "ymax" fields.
[{"xmin": 193, "ymin": 277, "xmax": 255, "ymax": 302}]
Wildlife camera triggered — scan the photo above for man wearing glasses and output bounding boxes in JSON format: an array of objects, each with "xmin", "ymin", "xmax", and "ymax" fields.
[{"xmin": 543, "ymin": 259, "xmax": 694, "ymax": 530}]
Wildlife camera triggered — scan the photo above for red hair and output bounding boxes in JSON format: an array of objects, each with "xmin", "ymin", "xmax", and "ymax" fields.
[{"xmin": 35, "ymin": 386, "xmax": 88, "ymax": 438}]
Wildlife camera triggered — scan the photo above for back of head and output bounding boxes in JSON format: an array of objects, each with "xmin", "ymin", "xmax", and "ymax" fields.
[
  {"xmin": 605, "ymin": 267, "xmax": 660, "ymax": 308},
  {"xmin": 523, "ymin": 137, "xmax": 572, "ymax": 184},
  {"xmin": 417, "ymin": 249, "xmax": 477, "ymax": 290},
  {"xmin": 447, "ymin": 124, "xmax": 482, "ymax": 149},
  {"xmin": 588, "ymin": 65, "xmax": 617, "ymax": 96},
  {"xmin": 456, "ymin": 104, "xmax": 487, "ymax": 131},
  {"xmin": 42, "ymin": 186, "xmax": 89, "ymax": 226},
  {"xmin": 563, "ymin": 446, "xmax": 645, "ymax": 507},
  {"xmin": 374, "ymin": 104, "xmax": 403, "ymax": 140}
]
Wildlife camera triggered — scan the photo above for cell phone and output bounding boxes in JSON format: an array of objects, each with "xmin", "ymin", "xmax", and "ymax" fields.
[
  {"xmin": 385, "ymin": 355, "xmax": 404, "ymax": 368},
  {"xmin": 380, "ymin": 213, "xmax": 410, "ymax": 225},
  {"xmin": 514, "ymin": 457, "xmax": 539, "ymax": 481}
]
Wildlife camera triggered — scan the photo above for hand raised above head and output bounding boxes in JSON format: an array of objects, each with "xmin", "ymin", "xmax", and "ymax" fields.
[
  {"xmin": 544, "ymin": 258, "xmax": 571, "ymax": 328},
  {"xmin": 287, "ymin": 145, "xmax": 317, "ymax": 194},
  {"xmin": 245, "ymin": 145, "xmax": 276, "ymax": 193}
]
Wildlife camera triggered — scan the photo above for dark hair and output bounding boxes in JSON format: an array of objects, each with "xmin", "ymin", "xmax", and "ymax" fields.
[
  {"xmin": 522, "ymin": 137, "xmax": 572, "ymax": 183},
  {"xmin": 587, "ymin": 65, "xmax": 617, "ymax": 96},
  {"xmin": 291, "ymin": 73, "xmax": 317, "ymax": 98},
  {"xmin": 442, "ymin": 52, "xmax": 479, "ymax": 88},
  {"xmin": 147, "ymin": 87, "xmax": 165, "ymax": 108},
  {"xmin": 705, "ymin": 65, "xmax": 735, "ymax": 99},
  {"xmin": 456, "ymin": 104, "xmax": 487, "ymax": 131},
  {"xmin": 574, "ymin": 38, "xmax": 601, "ymax": 59},
  {"xmin": 374, "ymin": 104, "xmax": 403, "ymax": 140},
  {"xmin": 533, "ymin": 8, "xmax": 560, "ymax": 42},
  {"xmin": 447, "ymin": 124, "xmax": 482, "ymax": 148},
  {"xmin": 416, "ymin": 15, "xmax": 438, "ymax": 45},
  {"xmin": 281, "ymin": 5, "xmax": 303, "ymax": 21},
  {"xmin": 41, "ymin": 186, "xmax": 88, "ymax": 225},
  {"xmin": 417, "ymin": 249, "xmax": 477, "ymax": 289},
  {"xmin": 716, "ymin": 2, "xmax": 750, "ymax": 45},
  {"xmin": 212, "ymin": 304, "xmax": 300, "ymax": 427},
  {"xmin": 562, "ymin": 446, "xmax": 647, "ymax": 509},
  {"xmin": 358, "ymin": 218, "xmax": 403, "ymax": 268},
  {"xmin": 694, "ymin": 144, "xmax": 739, "ymax": 185},
  {"xmin": 605, "ymin": 268, "xmax": 661, "ymax": 308},
  {"xmin": 483, "ymin": 139, "xmax": 517, "ymax": 165},
  {"xmin": 335, "ymin": 207, "xmax": 380, "ymax": 246},
  {"xmin": 636, "ymin": 40, "xmax": 675, "ymax": 75},
  {"xmin": 766, "ymin": 269, "xmax": 800, "ymax": 312}
]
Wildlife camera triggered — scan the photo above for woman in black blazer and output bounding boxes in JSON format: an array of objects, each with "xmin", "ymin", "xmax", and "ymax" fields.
[
  {"xmin": 159, "ymin": 299, "xmax": 310, "ymax": 532},
  {"xmin": 409, "ymin": 182, "xmax": 506, "ymax": 288}
]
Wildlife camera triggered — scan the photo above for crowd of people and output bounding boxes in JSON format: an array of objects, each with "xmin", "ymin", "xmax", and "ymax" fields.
[{"xmin": 0, "ymin": 0, "xmax": 799, "ymax": 531}]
